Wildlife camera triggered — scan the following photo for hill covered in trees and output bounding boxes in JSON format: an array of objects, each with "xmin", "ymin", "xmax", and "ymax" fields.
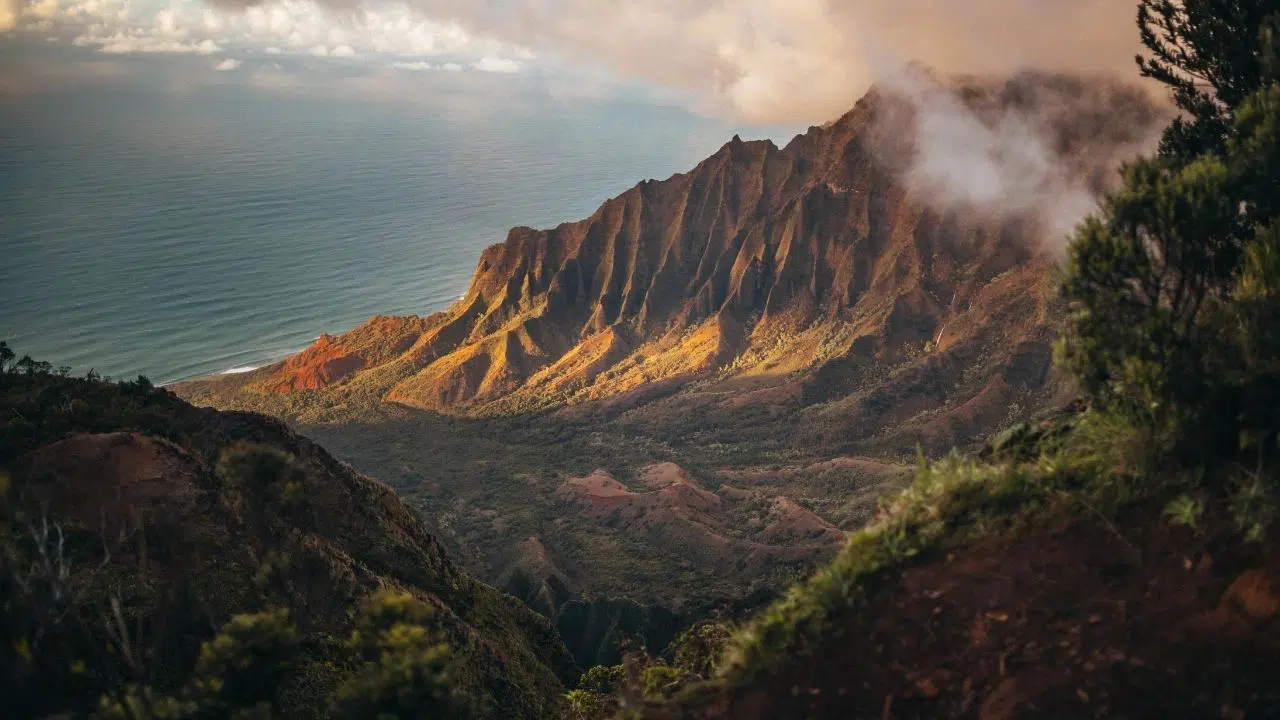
[{"xmin": 0, "ymin": 346, "xmax": 574, "ymax": 718}]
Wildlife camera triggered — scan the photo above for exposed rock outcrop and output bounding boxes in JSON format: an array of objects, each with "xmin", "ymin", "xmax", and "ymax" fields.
[{"xmin": 262, "ymin": 315, "xmax": 435, "ymax": 391}]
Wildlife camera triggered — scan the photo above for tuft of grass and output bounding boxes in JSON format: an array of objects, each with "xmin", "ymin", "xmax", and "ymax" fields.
[{"xmin": 1164, "ymin": 494, "xmax": 1205, "ymax": 532}]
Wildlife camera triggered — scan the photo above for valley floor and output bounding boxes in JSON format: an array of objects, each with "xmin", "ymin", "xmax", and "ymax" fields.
[
  {"xmin": 298, "ymin": 403, "xmax": 913, "ymax": 610},
  {"xmin": 177, "ymin": 372, "xmax": 926, "ymax": 616}
]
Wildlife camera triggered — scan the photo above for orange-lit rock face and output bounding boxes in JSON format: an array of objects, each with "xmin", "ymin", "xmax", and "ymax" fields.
[
  {"xmin": 265, "ymin": 335, "xmax": 366, "ymax": 391},
  {"xmin": 259, "ymin": 315, "xmax": 431, "ymax": 392},
  {"xmin": 255, "ymin": 76, "xmax": 1161, "ymax": 449}
]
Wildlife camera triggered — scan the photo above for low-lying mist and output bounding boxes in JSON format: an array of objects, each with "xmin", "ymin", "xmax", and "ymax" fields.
[{"xmin": 872, "ymin": 69, "xmax": 1171, "ymax": 251}]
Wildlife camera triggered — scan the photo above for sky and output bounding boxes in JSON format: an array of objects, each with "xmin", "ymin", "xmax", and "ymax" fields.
[
  {"xmin": 0, "ymin": 0, "xmax": 1147, "ymax": 124},
  {"xmin": 0, "ymin": 0, "xmax": 562, "ymax": 100}
]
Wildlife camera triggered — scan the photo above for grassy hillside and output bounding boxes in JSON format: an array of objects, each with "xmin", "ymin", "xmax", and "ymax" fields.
[
  {"xmin": 176, "ymin": 364, "xmax": 918, "ymax": 629},
  {"xmin": 549, "ymin": 410, "xmax": 1278, "ymax": 718}
]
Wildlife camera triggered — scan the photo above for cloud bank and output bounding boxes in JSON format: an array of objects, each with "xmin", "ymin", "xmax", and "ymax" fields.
[
  {"xmin": 869, "ymin": 69, "xmax": 1170, "ymax": 249},
  {"xmin": 199, "ymin": 0, "xmax": 1145, "ymax": 124},
  {"xmin": 3, "ymin": 0, "xmax": 534, "ymax": 82},
  {"xmin": 3, "ymin": 0, "xmax": 1152, "ymax": 126}
]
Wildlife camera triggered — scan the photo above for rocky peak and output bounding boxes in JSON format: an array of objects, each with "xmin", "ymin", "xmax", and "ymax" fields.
[{"xmin": 251, "ymin": 72, "xmax": 1167, "ymax": 451}]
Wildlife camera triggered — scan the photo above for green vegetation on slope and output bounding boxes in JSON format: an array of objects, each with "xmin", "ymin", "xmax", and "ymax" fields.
[
  {"xmin": 171, "ymin": 74, "xmax": 1116, "ymax": 630},
  {"xmin": 178, "ymin": 367, "xmax": 913, "ymax": 667},
  {"xmin": 0, "ymin": 345, "xmax": 574, "ymax": 719}
]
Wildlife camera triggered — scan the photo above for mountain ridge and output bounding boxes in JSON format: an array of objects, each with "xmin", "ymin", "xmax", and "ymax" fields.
[
  {"xmin": 0, "ymin": 367, "xmax": 575, "ymax": 717},
  {"xmin": 172, "ymin": 71, "xmax": 1169, "ymax": 633},
  {"xmin": 195, "ymin": 72, "xmax": 1164, "ymax": 458}
]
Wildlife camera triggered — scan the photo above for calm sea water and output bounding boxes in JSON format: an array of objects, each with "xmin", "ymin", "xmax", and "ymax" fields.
[{"xmin": 0, "ymin": 74, "xmax": 798, "ymax": 384}]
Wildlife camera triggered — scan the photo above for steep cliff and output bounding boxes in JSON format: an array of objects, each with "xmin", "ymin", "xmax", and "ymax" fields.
[
  {"xmin": 238, "ymin": 72, "xmax": 1163, "ymax": 453},
  {"xmin": 173, "ymin": 72, "xmax": 1169, "ymax": 630}
]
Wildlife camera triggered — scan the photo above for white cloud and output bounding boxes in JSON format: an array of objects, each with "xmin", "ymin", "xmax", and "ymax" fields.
[
  {"xmin": 26, "ymin": 0, "xmax": 59, "ymax": 20},
  {"xmin": 388, "ymin": 59, "xmax": 465, "ymax": 72},
  {"xmin": 77, "ymin": 29, "xmax": 224, "ymax": 55},
  {"xmin": 152, "ymin": 8, "xmax": 183, "ymax": 38},
  {"xmin": 259, "ymin": 0, "xmax": 1141, "ymax": 123},
  {"xmin": 6, "ymin": 0, "xmax": 544, "ymax": 89},
  {"xmin": 363, "ymin": 9, "xmax": 480, "ymax": 57},
  {"xmin": 214, "ymin": 57, "xmax": 240, "ymax": 70},
  {"xmin": 62, "ymin": 0, "xmax": 128, "ymax": 22},
  {"xmin": 473, "ymin": 55, "xmax": 520, "ymax": 73},
  {"xmin": 245, "ymin": 3, "xmax": 314, "ymax": 38}
]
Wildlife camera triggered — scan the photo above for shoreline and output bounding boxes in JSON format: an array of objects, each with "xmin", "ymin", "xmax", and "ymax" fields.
[{"xmin": 157, "ymin": 339, "xmax": 316, "ymax": 388}]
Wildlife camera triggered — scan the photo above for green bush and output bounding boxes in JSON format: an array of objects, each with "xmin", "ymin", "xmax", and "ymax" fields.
[
  {"xmin": 1058, "ymin": 3, "xmax": 1280, "ymax": 464},
  {"xmin": 187, "ymin": 609, "xmax": 301, "ymax": 715},
  {"xmin": 670, "ymin": 622, "xmax": 731, "ymax": 680},
  {"xmin": 330, "ymin": 590, "xmax": 471, "ymax": 719},
  {"xmin": 564, "ymin": 688, "xmax": 613, "ymax": 720},
  {"xmin": 99, "ymin": 610, "xmax": 301, "ymax": 720}
]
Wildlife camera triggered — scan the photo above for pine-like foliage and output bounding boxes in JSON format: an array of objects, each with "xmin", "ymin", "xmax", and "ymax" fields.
[{"xmin": 1059, "ymin": 2, "xmax": 1280, "ymax": 461}]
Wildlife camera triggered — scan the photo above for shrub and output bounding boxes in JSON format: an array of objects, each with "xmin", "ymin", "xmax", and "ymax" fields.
[
  {"xmin": 1058, "ymin": 4, "xmax": 1280, "ymax": 465},
  {"xmin": 330, "ymin": 590, "xmax": 471, "ymax": 719},
  {"xmin": 670, "ymin": 622, "xmax": 731, "ymax": 680}
]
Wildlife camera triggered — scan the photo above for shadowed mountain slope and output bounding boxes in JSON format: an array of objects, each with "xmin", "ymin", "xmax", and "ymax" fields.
[
  {"xmin": 196, "ymin": 73, "xmax": 1164, "ymax": 456},
  {"xmin": 0, "ymin": 370, "xmax": 575, "ymax": 718}
]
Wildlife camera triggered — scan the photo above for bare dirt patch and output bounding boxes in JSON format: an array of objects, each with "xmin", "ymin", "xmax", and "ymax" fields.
[
  {"xmin": 639, "ymin": 462, "xmax": 693, "ymax": 489},
  {"xmin": 759, "ymin": 496, "xmax": 845, "ymax": 543},
  {"xmin": 556, "ymin": 470, "xmax": 635, "ymax": 501}
]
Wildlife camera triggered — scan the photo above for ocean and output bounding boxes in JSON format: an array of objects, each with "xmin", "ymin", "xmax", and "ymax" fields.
[{"xmin": 0, "ymin": 71, "xmax": 799, "ymax": 384}]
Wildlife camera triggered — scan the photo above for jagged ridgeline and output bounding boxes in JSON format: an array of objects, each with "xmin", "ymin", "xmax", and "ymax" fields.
[
  {"xmin": 194, "ymin": 72, "xmax": 1166, "ymax": 454},
  {"xmin": 169, "ymin": 74, "xmax": 1171, "ymax": 675}
]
